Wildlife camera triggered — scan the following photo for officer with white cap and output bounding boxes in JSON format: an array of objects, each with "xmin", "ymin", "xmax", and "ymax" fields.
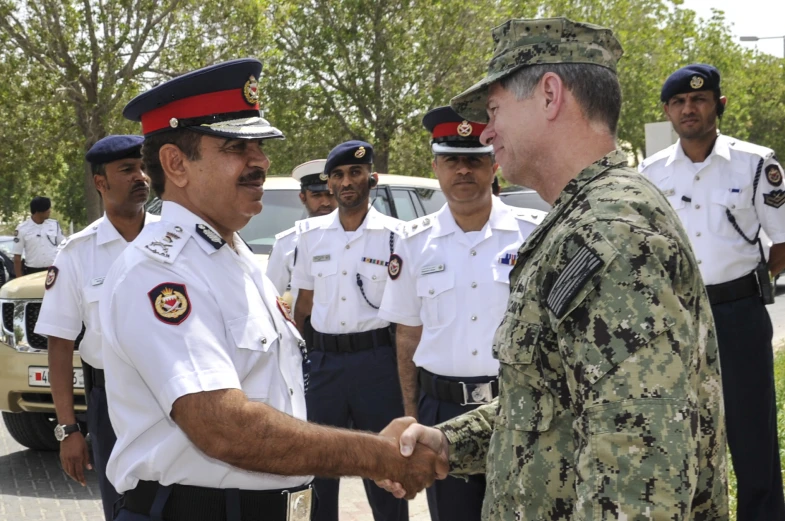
[
  {"xmin": 378, "ymin": 106, "xmax": 544, "ymax": 521},
  {"xmin": 266, "ymin": 159, "xmax": 336, "ymax": 308}
]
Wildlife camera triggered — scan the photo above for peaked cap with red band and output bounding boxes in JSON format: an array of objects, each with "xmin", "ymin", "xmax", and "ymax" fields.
[
  {"xmin": 123, "ymin": 58, "xmax": 284, "ymax": 141},
  {"xmin": 422, "ymin": 106, "xmax": 493, "ymax": 155}
]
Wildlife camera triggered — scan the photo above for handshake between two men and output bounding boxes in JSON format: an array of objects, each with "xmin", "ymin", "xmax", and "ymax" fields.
[{"xmin": 376, "ymin": 417, "xmax": 450, "ymax": 500}]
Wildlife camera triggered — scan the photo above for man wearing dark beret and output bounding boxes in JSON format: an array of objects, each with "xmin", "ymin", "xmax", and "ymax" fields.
[
  {"xmin": 380, "ymin": 18, "xmax": 728, "ymax": 520},
  {"xmin": 34, "ymin": 134, "xmax": 157, "ymax": 521},
  {"xmin": 291, "ymin": 140, "xmax": 409, "ymax": 521},
  {"xmin": 641, "ymin": 63, "xmax": 785, "ymax": 521}
]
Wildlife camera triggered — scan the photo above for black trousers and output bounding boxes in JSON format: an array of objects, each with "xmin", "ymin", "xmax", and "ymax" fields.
[
  {"xmin": 418, "ymin": 374, "xmax": 489, "ymax": 521},
  {"xmin": 712, "ymin": 295, "xmax": 785, "ymax": 521},
  {"xmin": 83, "ymin": 362, "xmax": 121, "ymax": 521},
  {"xmin": 306, "ymin": 345, "xmax": 407, "ymax": 521}
]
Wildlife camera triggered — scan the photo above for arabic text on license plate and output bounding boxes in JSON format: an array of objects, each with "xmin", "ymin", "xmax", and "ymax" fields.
[{"xmin": 28, "ymin": 366, "xmax": 84, "ymax": 389}]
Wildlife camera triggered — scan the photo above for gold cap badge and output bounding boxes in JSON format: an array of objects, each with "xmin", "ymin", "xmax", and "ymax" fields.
[
  {"xmin": 354, "ymin": 146, "xmax": 366, "ymax": 158},
  {"xmin": 319, "ymin": 172, "xmax": 328, "ymax": 181},
  {"xmin": 457, "ymin": 121, "xmax": 473, "ymax": 137},
  {"xmin": 690, "ymin": 75, "xmax": 704, "ymax": 89},
  {"xmin": 243, "ymin": 75, "xmax": 259, "ymax": 106}
]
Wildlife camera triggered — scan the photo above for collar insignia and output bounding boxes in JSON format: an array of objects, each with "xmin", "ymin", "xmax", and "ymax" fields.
[{"xmin": 195, "ymin": 224, "xmax": 225, "ymax": 250}]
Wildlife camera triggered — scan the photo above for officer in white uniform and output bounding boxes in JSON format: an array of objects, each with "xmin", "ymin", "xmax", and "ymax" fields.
[
  {"xmin": 34, "ymin": 135, "xmax": 156, "ymax": 521},
  {"xmin": 378, "ymin": 106, "xmax": 544, "ymax": 521},
  {"xmin": 291, "ymin": 141, "xmax": 408, "ymax": 521},
  {"xmin": 640, "ymin": 64, "xmax": 785, "ymax": 521},
  {"xmin": 100, "ymin": 60, "xmax": 441, "ymax": 521},
  {"xmin": 266, "ymin": 159, "xmax": 336, "ymax": 308},
  {"xmin": 12, "ymin": 196, "xmax": 65, "ymax": 276}
]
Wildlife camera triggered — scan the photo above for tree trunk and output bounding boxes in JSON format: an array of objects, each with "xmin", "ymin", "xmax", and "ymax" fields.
[
  {"xmin": 374, "ymin": 128, "xmax": 391, "ymax": 174},
  {"xmin": 83, "ymin": 161, "xmax": 103, "ymax": 222}
]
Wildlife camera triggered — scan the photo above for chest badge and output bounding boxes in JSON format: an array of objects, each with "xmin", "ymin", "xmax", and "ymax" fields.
[
  {"xmin": 388, "ymin": 254, "xmax": 403, "ymax": 280},
  {"xmin": 44, "ymin": 266, "xmax": 58, "ymax": 290},
  {"xmin": 766, "ymin": 165, "xmax": 783, "ymax": 187},
  {"xmin": 499, "ymin": 253, "xmax": 517, "ymax": 266},
  {"xmin": 276, "ymin": 296, "xmax": 296, "ymax": 325},
  {"xmin": 148, "ymin": 283, "xmax": 191, "ymax": 325}
]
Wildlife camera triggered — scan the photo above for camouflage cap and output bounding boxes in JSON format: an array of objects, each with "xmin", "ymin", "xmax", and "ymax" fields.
[{"xmin": 451, "ymin": 17, "xmax": 624, "ymax": 123}]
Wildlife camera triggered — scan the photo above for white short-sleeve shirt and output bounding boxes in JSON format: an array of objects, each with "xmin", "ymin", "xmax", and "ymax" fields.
[
  {"xmin": 12, "ymin": 218, "xmax": 66, "ymax": 268},
  {"xmin": 99, "ymin": 202, "xmax": 310, "ymax": 493},
  {"xmin": 266, "ymin": 225, "xmax": 299, "ymax": 306},
  {"xmin": 34, "ymin": 213, "xmax": 159, "ymax": 368},
  {"xmin": 640, "ymin": 134, "xmax": 785, "ymax": 285},
  {"xmin": 378, "ymin": 198, "xmax": 545, "ymax": 377},
  {"xmin": 290, "ymin": 207, "xmax": 402, "ymax": 334}
]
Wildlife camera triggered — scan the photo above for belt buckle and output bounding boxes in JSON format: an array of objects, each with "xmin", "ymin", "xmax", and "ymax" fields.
[
  {"xmin": 461, "ymin": 382, "xmax": 493, "ymax": 405},
  {"xmin": 283, "ymin": 486, "xmax": 312, "ymax": 521}
]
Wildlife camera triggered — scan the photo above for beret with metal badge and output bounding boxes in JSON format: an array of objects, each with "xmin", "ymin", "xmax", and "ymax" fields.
[
  {"xmin": 660, "ymin": 63, "xmax": 721, "ymax": 103},
  {"xmin": 324, "ymin": 140, "xmax": 373, "ymax": 175}
]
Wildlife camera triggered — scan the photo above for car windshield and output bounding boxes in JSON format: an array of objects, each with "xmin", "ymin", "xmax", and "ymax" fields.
[{"xmin": 239, "ymin": 189, "xmax": 307, "ymax": 254}]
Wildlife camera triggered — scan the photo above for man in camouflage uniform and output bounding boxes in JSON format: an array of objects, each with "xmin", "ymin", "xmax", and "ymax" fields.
[{"xmin": 379, "ymin": 17, "xmax": 728, "ymax": 520}]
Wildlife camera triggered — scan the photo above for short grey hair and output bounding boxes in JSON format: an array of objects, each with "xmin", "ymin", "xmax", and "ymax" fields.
[{"xmin": 499, "ymin": 63, "xmax": 622, "ymax": 135}]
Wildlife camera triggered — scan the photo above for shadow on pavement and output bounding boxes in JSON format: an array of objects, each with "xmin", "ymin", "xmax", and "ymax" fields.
[{"xmin": 0, "ymin": 446, "xmax": 101, "ymax": 500}]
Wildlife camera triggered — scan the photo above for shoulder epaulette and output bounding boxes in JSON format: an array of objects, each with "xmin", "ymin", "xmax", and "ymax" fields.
[
  {"xmin": 639, "ymin": 145, "xmax": 673, "ymax": 171},
  {"xmin": 275, "ymin": 225, "xmax": 297, "ymax": 241},
  {"xmin": 135, "ymin": 222, "xmax": 190, "ymax": 264},
  {"xmin": 296, "ymin": 214, "xmax": 331, "ymax": 234},
  {"xmin": 514, "ymin": 208, "xmax": 547, "ymax": 226},
  {"xmin": 380, "ymin": 215, "xmax": 405, "ymax": 235},
  {"xmin": 727, "ymin": 139, "xmax": 775, "ymax": 161},
  {"xmin": 58, "ymin": 218, "xmax": 101, "ymax": 250},
  {"xmin": 401, "ymin": 214, "xmax": 435, "ymax": 239}
]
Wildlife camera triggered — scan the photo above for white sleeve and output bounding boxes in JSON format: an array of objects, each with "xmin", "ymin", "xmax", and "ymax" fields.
[
  {"xmin": 266, "ymin": 236, "xmax": 292, "ymax": 295},
  {"xmin": 289, "ymin": 233, "xmax": 314, "ymax": 291},
  {"xmin": 34, "ymin": 249, "xmax": 83, "ymax": 340},
  {"xmin": 101, "ymin": 261, "xmax": 242, "ymax": 415},
  {"xmin": 56, "ymin": 222, "xmax": 66, "ymax": 244},
  {"xmin": 378, "ymin": 239, "xmax": 423, "ymax": 327},
  {"xmin": 756, "ymin": 156, "xmax": 785, "ymax": 244}
]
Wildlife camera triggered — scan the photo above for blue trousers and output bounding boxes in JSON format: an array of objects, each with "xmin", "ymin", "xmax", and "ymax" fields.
[
  {"xmin": 88, "ymin": 385, "xmax": 121, "ymax": 521},
  {"xmin": 306, "ymin": 345, "xmax": 407, "ymax": 521},
  {"xmin": 418, "ymin": 375, "xmax": 488, "ymax": 521},
  {"xmin": 712, "ymin": 295, "xmax": 785, "ymax": 521}
]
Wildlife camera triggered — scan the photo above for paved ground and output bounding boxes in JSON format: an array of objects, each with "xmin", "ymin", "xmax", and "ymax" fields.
[{"xmin": 1, "ymin": 279, "xmax": 783, "ymax": 520}]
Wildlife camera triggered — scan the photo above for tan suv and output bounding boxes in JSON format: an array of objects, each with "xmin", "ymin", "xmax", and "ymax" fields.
[{"xmin": 0, "ymin": 173, "xmax": 445, "ymax": 450}]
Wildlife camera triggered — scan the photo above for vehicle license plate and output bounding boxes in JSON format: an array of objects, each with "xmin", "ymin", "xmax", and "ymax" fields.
[{"xmin": 28, "ymin": 366, "xmax": 84, "ymax": 389}]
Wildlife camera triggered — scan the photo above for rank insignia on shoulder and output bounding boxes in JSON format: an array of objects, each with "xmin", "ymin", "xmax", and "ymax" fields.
[
  {"xmin": 499, "ymin": 253, "xmax": 517, "ymax": 266},
  {"xmin": 361, "ymin": 257, "xmax": 389, "ymax": 266},
  {"xmin": 195, "ymin": 224, "xmax": 225, "ymax": 249},
  {"xmin": 44, "ymin": 266, "xmax": 58, "ymax": 290},
  {"xmin": 313, "ymin": 254, "xmax": 331, "ymax": 262},
  {"xmin": 276, "ymin": 296, "xmax": 296, "ymax": 325},
  {"xmin": 148, "ymin": 283, "xmax": 191, "ymax": 325},
  {"xmin": 766, "ymin": 165, "xmax": 783, "ymax": 187},
  {"xmin": 420, "ymin": 264, "xmax": 444, "ymax": 276},
  {"xmin": 546, "ymin": 246, "xmax": 603, "ymax": 319},
  {"xmin": 763, "ymin": 189, "xmax": 785, "ymax": 209},
  {"xmin": 388, "ymin": 254, "xmax": 403, "ymax": 280}
]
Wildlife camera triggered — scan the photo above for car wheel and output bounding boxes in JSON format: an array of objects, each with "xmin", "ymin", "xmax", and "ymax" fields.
[{"xmin": 2, "ymin": 411, "xmax": 60, "ymax": 451}]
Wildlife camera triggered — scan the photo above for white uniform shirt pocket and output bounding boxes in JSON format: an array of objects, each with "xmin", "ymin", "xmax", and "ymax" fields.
[
  {"xmin": 310, "ymin": 258, "xmax": 338, "ymax": 304},
  {"xmin": 356, "ymin": 262, "xmax": 388, "ymax": 305},
  {"xmin": 709, "ymin": 187, "xmax": 755, "ymax": 239},
  {"xmin": 228, "ymin": 314, "xmax": 278, "ymax": 400},
  {"xmin": 415, "ymin": 271, "xmax": 456, "ymax": 329}
]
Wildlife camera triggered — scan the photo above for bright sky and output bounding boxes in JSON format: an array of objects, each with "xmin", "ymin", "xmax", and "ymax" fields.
[{"xmin": 680, "ymin": 0, "xmax": 785, "ymax": 58}]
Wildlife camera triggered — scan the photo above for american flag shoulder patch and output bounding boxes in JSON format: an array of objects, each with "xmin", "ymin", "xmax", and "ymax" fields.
[{"xmin": 546, "ymin": 246, "xmax": 604, "ymax": 319}]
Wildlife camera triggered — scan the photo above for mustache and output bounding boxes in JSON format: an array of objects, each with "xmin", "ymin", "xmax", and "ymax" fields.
[
  {"xmin": 238, "ymin": 168, "xmax": 266, "ymax": 184},
  {"xmin": 453, "ymin": 174, "xmax": 476, "ymax": 184},
  {"xmin": 131, "ymin": 182, "xmax": 149, "ymax": 192}
]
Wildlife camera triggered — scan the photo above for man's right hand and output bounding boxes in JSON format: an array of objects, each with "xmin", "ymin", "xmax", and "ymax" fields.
[{"xmin": 59, "ymin": 432, "xmax": 92, "ymax": 486}]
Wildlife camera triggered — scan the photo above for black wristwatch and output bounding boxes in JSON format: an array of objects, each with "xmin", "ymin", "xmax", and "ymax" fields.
[{"xmin": 54, "ymin": 423, "xmax": 80, "ymax": 442}]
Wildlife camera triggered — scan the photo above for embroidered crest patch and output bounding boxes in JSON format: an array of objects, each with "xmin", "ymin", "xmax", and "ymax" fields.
[
  {"xmin": 44, "ymin": 266, "xmax": 58, "ymax": 290},
  {"xmin": 546, "ymin": 246, "xmax": 604, "ymax": 319},
  {"xmin": 763, "ymin": 190, "xmax": 785, "ymax": 209},
  {"xmin": 388, "ymin": 254, "xmax": 403, "ymax": 280},
  {"xmin": 766, "ymin": 165, "xmax": 783, "ymax": 187},
  {"xmin": 277, "ymin": 296, "xmax": 296, "ymax": 325},
  {"xmin": 148, "ymin": 283, "xmax": 191, "ymax": 325}
]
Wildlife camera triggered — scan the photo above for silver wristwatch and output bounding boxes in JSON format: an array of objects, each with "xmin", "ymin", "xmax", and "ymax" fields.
[{"xmin": 54, "ymin": 423, "xmax": 80, "ymax": 442}]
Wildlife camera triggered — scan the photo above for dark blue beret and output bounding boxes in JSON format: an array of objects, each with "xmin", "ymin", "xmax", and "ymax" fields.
[
  {"xmin": 661, "ymin": 63, "xmax": 721, "ymax": 102},
  {"xmin": 123, "ymin": 58, "xmax": 283, "ymax": 141},
  {"xmin": 325, "ymin": 140, "xmax": 373, "ymax": 174},
  {"xmin": 85, "ymin": 135, "xmax": 144, "ymax": 165}
]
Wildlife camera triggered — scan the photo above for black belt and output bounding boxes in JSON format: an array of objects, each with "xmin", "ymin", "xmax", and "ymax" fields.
[
  {"xmin": 312, "ymin": 327, "xmax": 391, "ymax": 353},
  {"xmin": 122, "ymin": 480, "xmax": 314, "ymax": 521},
  {"xmin": 91, "ymin": 367, "xmax": 105, "ymax": 388},
  {"xmin": 706, "ymin": 272, "xmax": 759, "ymax": 306},
  {"xmin": 419, "ymin": 369, "xmax": 498, "ymax": 406}
]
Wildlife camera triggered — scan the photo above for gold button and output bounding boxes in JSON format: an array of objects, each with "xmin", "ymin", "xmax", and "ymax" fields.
[
  {"xmin": 342, "ymin": 270, "xmax": 347, "ymax": 275},
  {"xmin": 429, "ymin": 289, "xmax": 434, "ymax": 295},
  {"xmin": 471, "ymin": 315, "xmax": 477, "ymax": 321},
  {"xmin": 471, "ymin": 282, "xmax": 477, "ymax": 288},
  {"xmin": 470, "ymin": 249, "xmax": 476, "ymax": 256},
  {"xmin": 345, "ymin": 244, "xmax": 351, "ymax": 250}
]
